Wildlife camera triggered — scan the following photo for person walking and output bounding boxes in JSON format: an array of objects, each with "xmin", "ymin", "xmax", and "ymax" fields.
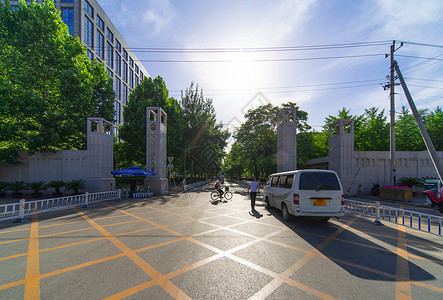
[{"xmin": 248, "ymin": 178, "xmax": 260, "ymax": 212}]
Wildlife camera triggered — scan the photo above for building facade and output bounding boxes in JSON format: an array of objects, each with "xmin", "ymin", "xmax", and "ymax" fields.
[{"xmin": 6, "ymin": 0, "xmax": 149, "ymax": 126}]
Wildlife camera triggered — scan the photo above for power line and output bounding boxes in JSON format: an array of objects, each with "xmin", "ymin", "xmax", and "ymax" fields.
[
  {"xmin": 135, "ymin": 53, "xmax": 385, "ymax": 63},
  {"xmin": 400, "ymin": 41, "xmax": 443, "ymax": 49}
]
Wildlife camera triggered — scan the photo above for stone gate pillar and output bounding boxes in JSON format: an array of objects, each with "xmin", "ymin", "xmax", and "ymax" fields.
[
  {"xmin": 277, "ymin": 108, "xmax": 297, "ymax": 172},
  {"xmin": 87, "ymin": 117, "xmax": 115, "ymax": 192},
  {"xmin": 145, "ymin": 107, "xmax": 168, "ymax": 195}
]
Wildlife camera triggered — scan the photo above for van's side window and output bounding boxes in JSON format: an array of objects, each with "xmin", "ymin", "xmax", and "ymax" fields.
[
  {"xmin": 280, "ymin": 175, "xmax": 294, "ymax": 189},
  {"xmin": 265, "ymin": 176, "xmax": 272, "ymax": 186},
  {"xmin": 271, "ymin": 176, "xmax": 280, "ymax": 187}
]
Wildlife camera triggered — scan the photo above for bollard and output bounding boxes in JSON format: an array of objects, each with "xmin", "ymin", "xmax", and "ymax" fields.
[
  {"xmin": 13, "ymin": 199, "xmax": 28, "ymax": 223},
  {"xmin": 118, "ymin": 189, "xmax": 121, "ymax": 200},
  {"xmin": 372, "ymin": 201, "xmax": 383, "ymax": 226},
  {"xmin": 83, "ymin": 192, "xmax": 89, "ymax": 208}
]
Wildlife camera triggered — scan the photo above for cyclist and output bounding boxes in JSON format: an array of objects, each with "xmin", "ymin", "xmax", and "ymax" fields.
[{"xmin": 215, "ymin": 178, "xmax": 223, "ymax": 197}]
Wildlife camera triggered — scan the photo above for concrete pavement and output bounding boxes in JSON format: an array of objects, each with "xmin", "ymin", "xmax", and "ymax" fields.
[{"xmin": 0, "ymin": 181, "xmax": 442, "ymax": 299}]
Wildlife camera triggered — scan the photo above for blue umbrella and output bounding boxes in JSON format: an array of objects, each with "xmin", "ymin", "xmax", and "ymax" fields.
[{"xmin": 111, "ymin": 166, "xmax": 155, "ymax": 177}]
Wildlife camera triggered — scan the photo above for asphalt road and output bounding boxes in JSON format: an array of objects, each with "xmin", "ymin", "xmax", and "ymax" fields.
[{"xmin": 0, "ymin": 181, "xmax": 442, "ymax": 299}]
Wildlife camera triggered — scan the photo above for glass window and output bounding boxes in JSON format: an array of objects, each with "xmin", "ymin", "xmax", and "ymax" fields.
[
  {"xmin": 299, "ymin": 172, "xmax": 341, "ymax": 191},
  {"xmin": 140, "ymin": 71, "xmax": 144, "ymax": 80},
  {"xmin": 84, "ymin": 17, "xmax": 93, "ymax": 47},
  {"xmin": 123, "ymin": 49, "xmax": 128, "ymax": 61},
  {"xmin": 62, "ymin": 0, "xmax": 74, "ymax": 3},
  {"xmin": 96, "ymin": 15, "xmax": 104, "ymax": 31},
  {"xmin": 114, "ymin": 101, "xmax": 121, "ymax": 124},
  {"xmin": 122, "ymin": 61, "xmax": 128, "ymax": 82},
  {"xmin": 96, "ymin": 31, "xmax": 104, "ymax": 59},
  {"xmin": 122, "ymin": 84, "xmax": 128, "ymax": 105},
  {"xmin": 279, "ymin": 175, "xmax": 294, "ymax": 189},
  {"xmin": 129, "ymin": 57, "xmax": 134, "ymax": 68},
  {"xmin": 271, "ymin": 176, "xmax": 280, "ymax": 187},
  {"xmin": 135, "ymin": 75, "xmax": 139, "ymax": 87},
  {"xmin": 61, "ymin": 8, "xmax": 74, "ymax": 35},
  {"xmin": 115, "ymin": 40, "xmax": 121, "ymax": 52},
  {"xmin": 107, "ymin": 28, "xmax": 113, "ymax": 42},
  {"xmin": 84, "ymin": 0, "xmax": 93, "ymax": 18},
  {"xmin": 135, "ymin": 64, "xmax": 139, "ymax": 74},
  {"xmin": 106, "ymin": 41, "xmax": 113, "ymax": 68},
  {"xmin": 115, "ymin": 52, "xmax": 121, "ymax": 76},
  {"xmin": 129, "ymin": 68, "xmax": 133, "ymax": 89},
  {"xmin": 107, "ymin": 69, "xmax": 113, "ymax": 79},
  {"xmin": 114, "ymin": 77, "xmax": 121, "ymax": 100},
  {"xmin": 86, "ymin": 49, "xmax": 93, "ymax": 60}
]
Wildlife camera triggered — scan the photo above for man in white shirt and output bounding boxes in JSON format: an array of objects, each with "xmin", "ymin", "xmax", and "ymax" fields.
[{"xmin": 248, "ymin": 178, "xmax": 260, "ymax": 212}]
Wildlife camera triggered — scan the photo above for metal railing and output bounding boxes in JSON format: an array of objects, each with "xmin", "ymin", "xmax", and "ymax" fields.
[
  {"xmin": 344, "ymin": 199, "xmax": 443, "ymax": 237},
  {"xmin": 0, "ymin": 190, "xmax": 121, "ymax": 222}
]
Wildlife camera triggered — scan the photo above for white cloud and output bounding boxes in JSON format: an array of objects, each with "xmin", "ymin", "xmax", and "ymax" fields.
[{"xmin": 142, "ymin": 0, "xmax": 176, "ymax": 35}]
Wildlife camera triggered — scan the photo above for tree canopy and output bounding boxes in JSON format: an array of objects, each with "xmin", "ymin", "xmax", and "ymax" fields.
[{"xmin": 0, "ymin": 0, "xmax": 114, "ymax": 164}]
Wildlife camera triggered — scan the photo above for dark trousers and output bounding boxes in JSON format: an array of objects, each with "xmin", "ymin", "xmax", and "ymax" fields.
[{"xmin": 250, "ymin": 192, "xmax": 257, "ymax": 210}]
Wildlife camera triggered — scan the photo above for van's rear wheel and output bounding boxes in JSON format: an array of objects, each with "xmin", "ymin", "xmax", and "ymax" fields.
[
  {"xmin": 282, "ymin": 203, "xmax": 291, "ymax": 221},
  {"xmin": 265, "ymin": 197, "xmax": 271, "ymax": 209}
]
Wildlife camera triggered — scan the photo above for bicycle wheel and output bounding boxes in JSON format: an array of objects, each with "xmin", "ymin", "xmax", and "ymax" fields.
[
  {"xmin": 224, "ymin": 191, "xmax": 233, "ymax": 200},
  {"xmin": 210, "ymin": 191, "xmax": 219, "ymax": 201}
]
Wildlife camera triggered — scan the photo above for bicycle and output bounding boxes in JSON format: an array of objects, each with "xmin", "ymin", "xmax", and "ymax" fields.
[{"xmin": 210, "ymin": 188, "xmax": 233, "ymax": 202}]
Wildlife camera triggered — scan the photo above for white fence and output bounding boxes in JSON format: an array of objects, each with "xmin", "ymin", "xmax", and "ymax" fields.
[
  {"xmin": 0, "ymin": 191, "xmax": 120, "ymax": 222},
  {"xmin": 344, "ymin": 199, "xmax": 443, "ymax": 237},
  {"xmin": 183, "ymin": 180, "xmax": 211, "ymax": 192}
]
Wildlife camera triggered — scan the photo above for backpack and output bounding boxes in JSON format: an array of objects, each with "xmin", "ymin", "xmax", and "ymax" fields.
[{"xmin": 214, "ymin": 182, "xmax": 218, "ymax": 189}]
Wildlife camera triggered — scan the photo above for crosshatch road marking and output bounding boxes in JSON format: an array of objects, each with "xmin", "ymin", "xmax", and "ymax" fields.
[
  {"xmin": 72, "ymin": 207, "xmax": 191, "ymax": 300},
  {"xmin": 24, "ymin": 214, "xmax": 40, "ymax": 300},
  {"xmin": 1, "ymin": 184, "xmax": 443, "ymax": 300}
]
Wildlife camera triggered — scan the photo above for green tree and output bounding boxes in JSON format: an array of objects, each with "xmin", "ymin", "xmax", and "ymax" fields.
[
  {"xmin": 425, "ymin": 106, "xmax": 443, "ymax": 151},
  {"xmin": 395, "ymin": 106, "xmax": 426, "ymax": 151},
  {"xmin": 358, "ymin": 107, "xmax": 389, "ymax": 151},
  {"xmin": 180, "ymin": 83, "xmax": 229, "ymax": 179},
  {"xmin": 232, "ymin": 102, "xmax": 309, "ymax": 179},
  {"xmin": 0, "ymin": 0, "xmax": 114, "ymax": 164},
  {"xmin": 116, "ymin": 76, "xmax": 183, "ymax": 168}
]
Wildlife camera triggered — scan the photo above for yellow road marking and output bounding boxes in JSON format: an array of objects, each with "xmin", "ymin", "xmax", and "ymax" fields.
[
  {"xmin": 396, "ymin": 223, "xmax": 411, "ymax": 299},
  {"xmin": 24, "ymin": 214, "xmax": 40, "ymax": 300},
  {"xmin": 72, "ymin": 207, "xmax": 190, "ymax": 300}
]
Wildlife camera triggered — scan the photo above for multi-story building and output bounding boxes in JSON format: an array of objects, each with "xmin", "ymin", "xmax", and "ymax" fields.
[{"xmin": 6, "ymin": 0, "xmax": 149, "ymax": 126}]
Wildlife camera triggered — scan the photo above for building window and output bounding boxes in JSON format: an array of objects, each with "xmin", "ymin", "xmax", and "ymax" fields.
[
  {"xmin": 97, "ymin": 31, "xmax": 104, "ymax": 59},
  {"xmin": 106, "ymin": 42, "xmax": 113, "ymax": 68},
  {"xmin": 115, "ymin": 77, "xmax": 121, "ymax": 100},
  {"xmin": 123, "ymin": 49, "xmax": 128, "ymax": 61},
  {"xmin": 87, "ymin": 49, "xmax": 93, "ymax": 60},
  {"xmin": 129, "ymin": 69, "xmax": 133, "ymax": 89},
  {"xmin": 129, "ymin": 57, "xmax": 134, "ymax": 68},
  {"xmin": 107, "ymin": 69, "xmax": 113, "ymax": 79},
  {"xmin": 85, "ymin": 17, "xmax": 93, "ymax": 47},
  {"xmin": 135, "ymin": 75, "xmax": 139, "ymax": 87},
  {"xmin": 61, "ymin": 8, "xmax": 74, "ymax": 35},
  {"xmin": 140, "ymin": 71, "xmax": 144, "ymax": 80},
  {"xmin": 107, "ymin": 28, "xmax": 113, "ymax": 42},
  {"xmin": 96, "ymin": 15, "xmax": 104, "ymax": 31},
  {"xmin": 122, "ymin": 84, "xmax": 128, "ymax": 105},
  {"xmin": 115, "ymin": 52, "xmax": 121, "ymax": 76},
  {"xmin": 115, "ymin": 39, "xmax": 121, "ymax": 52},
  {"xmin": 84, "ymin": 0, "xmax": 93, "ymax": 18},
  {"xmin": 135, "ymin": 64, "xmax": 139, "ymax": 74},
  {"xmin": 122, "ymin": 61, "xmax": 128, "ymax": 82},
  {"xmin": 62, "ymin": 0, "xmax": 74, "ymax": 3},
  {"xmin": 115, "ymin": 101, "xmax": 121, "ymax": 124}
]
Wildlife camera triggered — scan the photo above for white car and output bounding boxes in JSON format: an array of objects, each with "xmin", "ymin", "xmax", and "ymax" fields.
[{"xmin": 263, "ymin": 169, "xmax": 345, "ymax": 222}]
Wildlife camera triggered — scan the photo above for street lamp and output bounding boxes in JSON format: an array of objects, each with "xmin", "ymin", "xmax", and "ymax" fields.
[{"xmin": 177, "ymin": 146, "xmax": 197, "ymax": 189}]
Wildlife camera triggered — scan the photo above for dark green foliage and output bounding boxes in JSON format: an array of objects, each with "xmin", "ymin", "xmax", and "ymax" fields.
[
  {"xmin": 398, "ymin": 177, "xmax": 423, "ymax": 188},
  {"xmin": 66, "ymin": 179, "xmax": 86, "ymax": 194},
  {"xmin": 47, "ymin": 180, "xmax": 65, "ymax": 194},
  {"xmin": 0, "ymin": 1, "xmax": 114, "ymax": 164},
  {"xmin": 8, "ymin": 181, "xmax": 26, "ymax": 193},
  {"xmin": 27, "ymin": 181, "xmax": 46, "ymax": 193},
  {"xmin": 116, "ymin": 76, "xmax": 184, "ymax": 169}
]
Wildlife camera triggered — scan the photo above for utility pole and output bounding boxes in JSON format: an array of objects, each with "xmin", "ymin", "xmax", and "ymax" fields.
[{"xmin": 385, "ymin": 41, "xmax": 402, "ymax": 185}]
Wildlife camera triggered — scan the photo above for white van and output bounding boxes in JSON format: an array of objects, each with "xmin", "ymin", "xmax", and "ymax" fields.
[{"xmin": 263, "ymin": 169, "xmax": 345, "ymax": 222}]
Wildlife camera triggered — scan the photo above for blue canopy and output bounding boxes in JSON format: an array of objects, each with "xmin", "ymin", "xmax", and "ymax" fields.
[{"xmin": 111, "ymin": 166, "xmax": 155, "ymax": 177}]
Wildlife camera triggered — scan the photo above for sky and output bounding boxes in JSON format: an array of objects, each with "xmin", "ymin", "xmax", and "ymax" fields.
[{"xmin": 98, "ymin": 0, "xmax": 443, "ymax": 134}]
